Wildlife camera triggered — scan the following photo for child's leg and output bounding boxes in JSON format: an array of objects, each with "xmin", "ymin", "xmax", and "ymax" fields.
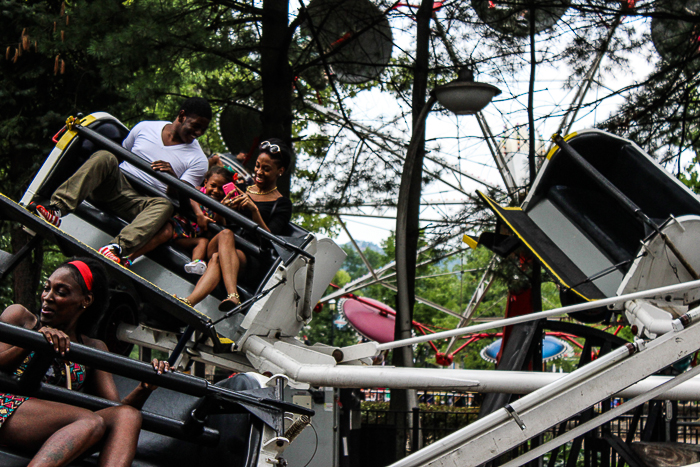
[
  {"xmin": 175, "ymin": 237, "xmax": 209, "ymax": 275},
  {"xmin": 191, "ymin": 237, "xmax": 209, "ymax": 262},
  {"xmin": 207, "ymin": 230, "xmax": 242, "ymax": 310},
  {"xmin": 128, "ymin": 222, "xmax": 173, "ymax": 263},
  {"xmin": 173, "ymin": 237, "xmax": 202, "ymax": 255}
]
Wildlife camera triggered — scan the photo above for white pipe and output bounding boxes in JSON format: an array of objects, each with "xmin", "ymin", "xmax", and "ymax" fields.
[
  {"xmin": 245, "ymin": 337, "xmax": 480, "ymax": 389},
  {"xmin": 625, "ymin": 299, "xmax": 674, "ymax": 336},
  {"xmin": 244, "ymin": 336, "xmax": 700, "ymax": 400},
  {"xmin": 375, "ymin": 278, "xmax": 700, "ymax": 351}
]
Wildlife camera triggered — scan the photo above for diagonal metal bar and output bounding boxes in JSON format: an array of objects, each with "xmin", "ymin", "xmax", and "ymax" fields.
[
  {"xmin": 431, "ymin": 12, "xmax": 516, "ymax": 195},
  {"xmin": 392, "ymin": 316, "xmax": 700, "ymax": 467},
  {"xmin": 337, "ymin": 215, "xmax": 383, "ymax": 283},
  {"xmin": 499, "ymin": 355, "xmax": 700, "ymax": 467},
  {"xmin": 321, "ymin": 245, "xmax": 466, "ymax": 302},
  {"xmin": 475, "ymin": 111, "xmax": 519, "ymax": 194},
  {"xmin": 553, "ymin": 14, "xmax": 623, "ymax": 140},
  {"xmin": 378, "ymin": 281, "xmax": 465, "ymax": 320},
  {"xmin": 376, "ymin": 278, "xmax": 700, "ymax": 352}
]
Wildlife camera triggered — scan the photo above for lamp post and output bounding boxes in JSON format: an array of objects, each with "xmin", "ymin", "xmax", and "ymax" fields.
[{"xmin": 394, "ymin": 68, "xmax": 501, "ymax": 389}]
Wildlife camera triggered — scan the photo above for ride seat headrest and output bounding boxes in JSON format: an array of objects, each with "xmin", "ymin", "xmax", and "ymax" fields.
[{"xmin": 80, "ymin": 122, "xmax": 126, "ymax": 157}]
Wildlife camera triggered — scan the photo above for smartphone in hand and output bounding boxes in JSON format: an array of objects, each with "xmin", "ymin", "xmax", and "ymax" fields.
[{"xmin": 223, "ymin": 182, "xmax": 240, "ymax": 197}]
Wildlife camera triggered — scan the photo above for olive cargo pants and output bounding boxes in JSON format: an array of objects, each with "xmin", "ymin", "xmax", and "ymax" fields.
[{"xmin": 51, "ymin": 150, "xmax": 174, "ymax": 256}]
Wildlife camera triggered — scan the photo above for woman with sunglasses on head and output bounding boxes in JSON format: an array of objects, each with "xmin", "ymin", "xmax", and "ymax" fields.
[
  {"xmin": 179, "ymin": 138, "xmax": 293, "ymax": 312},
  {"xmin": 0, "ymin": 257, "xmax": 169, "ymax": 467}
]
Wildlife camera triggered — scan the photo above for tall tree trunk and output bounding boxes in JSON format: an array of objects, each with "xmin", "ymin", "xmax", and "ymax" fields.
[
  {"xmin": 11, "ymin": 225, "xmax": 43, "ymax": 310},
  {"xmin": 261, "ymin": 0, "xmax": 294, "ymax": 197},
  {"xmin": 8, "ymin": 153, "xmax": 45, "ymax": 311}
]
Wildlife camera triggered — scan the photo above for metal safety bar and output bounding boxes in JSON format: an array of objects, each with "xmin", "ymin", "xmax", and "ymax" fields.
[
  {"xmin": 71, "ymin": 121, "xmax": 313, "ymax": 262},
  {"xmin": 0, "ymin": 320, "xmax": 314, "ymax": 418},
  {"xmin": 0, "ymin": 371, "xmax": 220, "ymax": 445},
  {"xmin": 373, "ymin": 277, "xmax": 700, "ymax": 351}
]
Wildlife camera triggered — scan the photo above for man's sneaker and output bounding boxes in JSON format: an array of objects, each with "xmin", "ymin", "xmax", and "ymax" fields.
[
  {"xmin": 99, "ymin": 244, "xmax": 127, "ymax": 266},
  {"xmin": 184, "ymin": 259, "xmax": 207, "ymax": 275},
  {"xmin": 30, "ymin": 203, "xmax": 61, "ymax": 228}
]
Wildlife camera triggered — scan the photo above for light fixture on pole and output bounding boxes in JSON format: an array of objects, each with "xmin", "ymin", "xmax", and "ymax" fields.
[
  {"xmin": 395, "ymin": 68, "xmax": 500, "ymax": 375},
  {"xmin": 433, "ymin": 68, "xmax": 502, "ymax": 115}
]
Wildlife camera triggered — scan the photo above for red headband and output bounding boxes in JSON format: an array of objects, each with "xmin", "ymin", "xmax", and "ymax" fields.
[{"xmin": 69, "ymin": 261, "xmax": 93, "ymax": 291}]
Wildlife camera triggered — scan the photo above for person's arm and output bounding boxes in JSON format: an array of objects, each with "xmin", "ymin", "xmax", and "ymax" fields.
[
  {"xmin": 149, "ymin": 160, "xmax": 180, "ymax": 197},
  {"xmin": 0, "ymin": 305, "xmax": 38, "ymax": 372},
  {"xmin": 86, "ymin": 338, "xmax": 169, "ymax": 408},
  {"xmin": 191, "ymin": 199, "xmax": 215, "ymax": 231},
  {"xmin": 264, "ymin": 197, "xmax": 292, "ymax": 235},
  {"xmin": 229, "ymin": 196, "xmax": 292, "ymax": 234},
  {"xmin": 157, "ymin": 153, "xmax": 207, "ymax": 198},
  {"xmin": 228, "ymin": 193, "xmax": 271, "ymax": 232},
  {"xmin": 178, "ymin": 153, "xmax": 208, "ymax": 189},
  {"xmin": 121, "ymin": 122, "xmax": 142, "ymax": 151}
]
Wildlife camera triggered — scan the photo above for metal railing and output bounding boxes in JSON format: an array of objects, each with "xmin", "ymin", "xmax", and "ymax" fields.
[{"xmin": 358, "ymin": 396, "xmax": 700, "ymax": 465}]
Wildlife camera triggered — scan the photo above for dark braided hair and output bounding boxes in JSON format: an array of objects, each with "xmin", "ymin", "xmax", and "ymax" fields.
[
  {"xmin": 58, "ymin": 257, "xmax": 110, "ymax": 337},
  {"xmin": 205, "ymin": 165, "xmax": 234, "ymax": 184}
]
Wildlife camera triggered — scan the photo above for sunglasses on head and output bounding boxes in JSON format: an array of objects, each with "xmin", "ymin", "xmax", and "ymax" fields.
[{"xmin": 259, "ymin": 141, "xmax": 281, "ymax": 154}]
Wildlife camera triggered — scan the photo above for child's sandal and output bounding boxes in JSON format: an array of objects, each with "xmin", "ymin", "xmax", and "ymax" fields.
[{"xmin": 218, "ymin": 292, "xmax": 241, "ymax": 312}]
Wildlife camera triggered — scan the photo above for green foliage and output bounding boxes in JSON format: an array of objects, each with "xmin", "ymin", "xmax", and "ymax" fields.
[
  {"xmin": 303, "ymin": 230, "xmax": 565, "ymax": 370},
  {"xmin": 362, "ymin": 400, "xmax": 478, "ymax": 414},
  {"xmin": 0, "ymin": 227, "xmax": 14, "ymax": 311},
  {"xmin": 680, "ymin": 155, "xmax": 700, "ymax": 194},
  {"xmin": 291, "ymin": 212, "xmax": 340, "ymax": 238}
]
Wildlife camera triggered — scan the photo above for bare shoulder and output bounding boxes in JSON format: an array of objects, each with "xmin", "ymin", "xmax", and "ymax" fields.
[
  {"xmin": 81, "ymin": 336, "xmax": 109, "ymax": 352},
  {"xmin": 0, "ymin": 305, "xmax": 38, "ymax": 329}
]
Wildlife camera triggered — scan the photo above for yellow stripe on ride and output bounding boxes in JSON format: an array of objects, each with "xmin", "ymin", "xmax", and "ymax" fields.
[
  {"xmin": 56, "ymin": 115, "xmax": 97, "ymax": 150},
  {"xmin": 546, "ymin": 131, "xmax": 577, "ymax": 160},
  {"xmin": 462, "ymin": 234, "xmax": 478, "ymax": 250},
  {"xmin": 478, "ymin": 191, "xmax": 593, "ymax": 303}
]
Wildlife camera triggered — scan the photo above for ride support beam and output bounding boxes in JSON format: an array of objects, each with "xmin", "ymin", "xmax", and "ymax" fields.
[
  {"xmin": 372, "ymin": 278, "xmax": 700, "ymax": 352},
  {"xmin": 386, "ymin": 314, "xmax": 700, "ymax": 467}
]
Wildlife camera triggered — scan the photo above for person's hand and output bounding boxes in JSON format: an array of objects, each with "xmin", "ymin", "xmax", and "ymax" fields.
[
  {"xmin": 228, "ymin": 193, "xmax": 257, "ymax": 214},
  {"xmin": 140, "ymin": 358, "xmax": 171, "ymax": 391},
  {"xmin": 196, "ymin": 213, "xmax": 215, "ymax": 231},
  {"xmin": 39, "ymin": 326, "xmax": 70, "ymax": 356},
  {"xmin": 221, "ymin": 190, "xmax": 238, "ymax": 207},
  {"xmin": 151, "ymin": 160, "xmax": 176, "ymax": 177}
]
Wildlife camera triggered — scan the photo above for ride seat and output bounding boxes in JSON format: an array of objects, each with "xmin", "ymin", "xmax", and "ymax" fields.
[
  {"xmin": 34, "ymin": 118, "xmax": 311, "ymax": 301},
  {"xmin": 0, "ymin": 373, "xmax": 264, "ymax": 467},
  {"xmin": 546, "ymin": 185, "xmax": 643, "ymax": 268},
  {"xmin": 38, "ymin": 120, "xmax": 264, "ymax": 297}
]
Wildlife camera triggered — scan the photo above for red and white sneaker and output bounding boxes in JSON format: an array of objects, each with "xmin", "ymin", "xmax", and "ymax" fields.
[
  {"xmin": 31, "ymin": 203, "xmax": 62, "ymax": 228},
  {"xmin": 99, "ymin": 244, "xmax": 128, "ymax": 266}
]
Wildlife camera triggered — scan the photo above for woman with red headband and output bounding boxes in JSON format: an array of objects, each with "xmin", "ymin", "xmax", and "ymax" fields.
[{"xmin": 0, "ymin": 257, "xmax": 168, "ymax": 467}]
